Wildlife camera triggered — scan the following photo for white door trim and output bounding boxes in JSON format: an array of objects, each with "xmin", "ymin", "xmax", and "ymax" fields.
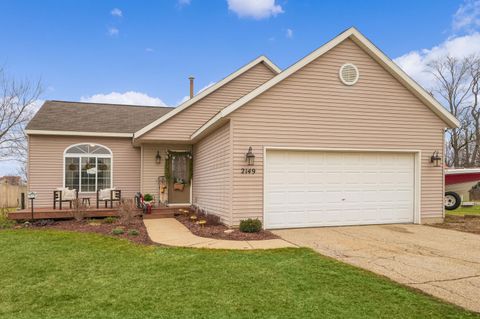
[{"xmin": 262, "ymin": 147, "xmax": 422, "ymax": 229}]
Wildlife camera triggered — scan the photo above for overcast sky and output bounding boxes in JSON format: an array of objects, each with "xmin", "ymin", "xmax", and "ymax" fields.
[{"xmin": 1, "ymin": 0, "xmax": 479, "ymax": 175}]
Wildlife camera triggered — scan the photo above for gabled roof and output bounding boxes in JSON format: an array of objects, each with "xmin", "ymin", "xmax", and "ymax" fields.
[
  {"xmin": 133, "ymin": 55, "xmax": 281, "ymax": 139},
  {"xmin": 26, "ymin": 101, "xmax": 173, "ymax": 137},
  {"xmin": 191, "ymin": 27, "xmax": 460, "ymax": 141}
]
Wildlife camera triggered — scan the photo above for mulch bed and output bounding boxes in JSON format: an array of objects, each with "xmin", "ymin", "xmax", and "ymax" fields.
[
  {"xmin": 175, "ymin": 214, "xmax": 278, "ymax": 241},
  {"xmin": 431, "ymin": 214, "xmax": 480, "ymax": 235},
  {"xmin": 14, "ymin": 216, "xmax": 154, "ymax": 245}
]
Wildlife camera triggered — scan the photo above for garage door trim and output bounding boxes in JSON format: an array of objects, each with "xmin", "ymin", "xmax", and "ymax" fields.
[{"xmin": 263, "ymin": 147, "xmax": 421, "ymax": 229}]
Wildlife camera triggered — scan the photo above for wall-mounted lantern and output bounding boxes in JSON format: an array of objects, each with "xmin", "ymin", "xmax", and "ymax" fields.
[
  {"xmin": 155, "ymin": 151, "xmax": 162, "ymax": 164},
  {"xmin": 430, "ymin": 150, "xmax": 441, "ymax": 167},
  {"xmin": 245, "ymin": 146, "xmax": 255, "ymax": 166}
]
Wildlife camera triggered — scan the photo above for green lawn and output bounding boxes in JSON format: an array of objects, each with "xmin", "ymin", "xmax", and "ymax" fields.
[
  {"xmin": 447, "ymin": 205, "xmax": 480, "ymax": 216},
  {"xmin": 0, "ymin": 230, "xmax": 478, "ymax": 319}
]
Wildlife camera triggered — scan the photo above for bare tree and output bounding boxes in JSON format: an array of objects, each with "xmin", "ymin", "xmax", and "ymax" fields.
[
  {"xmin": 428, "ymin": 56, "xmax": 474, "ymax": 167},
  {"xmin": 0, "ymin": 68, "xmax": 42, "ymax": 178},
  {"xmin": 469, "ymin": 57, "xmax": 480, "ymax": 166}
]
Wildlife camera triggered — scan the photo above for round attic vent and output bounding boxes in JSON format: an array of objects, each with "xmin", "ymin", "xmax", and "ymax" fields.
[{"xmin": 339, "ymin": 63, "xmax": 359, "ymax": 85}]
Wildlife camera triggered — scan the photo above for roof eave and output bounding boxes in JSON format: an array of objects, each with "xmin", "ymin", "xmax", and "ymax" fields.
[
  {"xmin": 347, "ymin": 28, "xmax": 460, "ymax": 128},
  {"xmin": 26, "ymin": 129, "xmax": 133, "ymax": 138},
  {"xmin": 133, "ymin": 55, "xmax": 281, "ymax": 139},
  {"xmin": 191, "ymin": 27, "xmax": 460, "ymax": 139}
]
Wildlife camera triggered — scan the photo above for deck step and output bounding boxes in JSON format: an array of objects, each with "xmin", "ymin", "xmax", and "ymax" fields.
[{"xmin": 143, "ymin": 212, "xmax": 176, "ymax": 219}]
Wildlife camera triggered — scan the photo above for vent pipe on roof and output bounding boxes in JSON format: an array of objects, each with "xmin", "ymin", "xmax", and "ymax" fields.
[{"xmin": 189, "ymin": 76, "xmax": 195, "ymax": 99}]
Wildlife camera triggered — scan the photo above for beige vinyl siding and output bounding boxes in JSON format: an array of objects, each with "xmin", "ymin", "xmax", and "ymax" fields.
[
  {"xmin": 28, "ymin": 135, "xmax": 141, "ymax": 207},
  {"xmin": 138, "ymin": 62, "xmax": 276, "ymax": 142},
  {"xmin": 228, "ymin": 39, "xmax": 446, "ymax": 225},
  {"xmin": 141, "ymin": 144, "xmax": 192, "ymax": 201},
  {"xmin": 192, "ymin": 122, "xmax": 232, "ymax": 223}
]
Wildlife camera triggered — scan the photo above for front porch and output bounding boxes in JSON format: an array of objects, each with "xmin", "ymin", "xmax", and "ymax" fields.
[{"xmin": 8, "ymin": 206, "xmax": 188, "ymax": 221}]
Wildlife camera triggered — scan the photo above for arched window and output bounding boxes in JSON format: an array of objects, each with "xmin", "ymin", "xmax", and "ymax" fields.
[{"xmin": 64, "ymin": 143, "xmax": 112, "ymax": 192}]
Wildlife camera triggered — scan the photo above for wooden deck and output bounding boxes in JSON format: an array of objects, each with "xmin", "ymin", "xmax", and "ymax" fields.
[{"xmin": 8, "ymin": 206, "xmax": 189, "ymax": 220}]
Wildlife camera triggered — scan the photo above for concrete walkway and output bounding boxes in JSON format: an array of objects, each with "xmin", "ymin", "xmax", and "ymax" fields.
[
  {"xmin": 273, "ymin": 224, "xmax": 480, "ymax": 313},
  {"xmin": 144, "ymin": 218, "xmax": 296, "ymax": 250}
]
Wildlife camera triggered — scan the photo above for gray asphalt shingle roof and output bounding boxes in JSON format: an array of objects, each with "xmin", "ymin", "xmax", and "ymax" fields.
[{"xmin": 26, "ymin": 100, "xmax": 174, "ymax": 134}]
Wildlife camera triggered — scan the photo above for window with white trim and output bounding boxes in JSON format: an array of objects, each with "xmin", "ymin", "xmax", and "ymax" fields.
[{"xmin": 64, "ymin": 144, "xmax": 112, "ymax": 192}]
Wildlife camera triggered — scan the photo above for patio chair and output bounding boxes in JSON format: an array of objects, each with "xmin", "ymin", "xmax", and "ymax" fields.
[
  {"xmin": 97, "ymin": 188, "xmax": 121, "ymax": 208},
  {"xmin": 53, "ymin": 188, "xmax": 78, "ymax": 209}
]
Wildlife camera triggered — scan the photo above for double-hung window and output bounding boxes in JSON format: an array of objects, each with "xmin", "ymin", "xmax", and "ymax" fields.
[{"xmin": 64, "ymin": 144, "xmax": 112, "ymax": 192}]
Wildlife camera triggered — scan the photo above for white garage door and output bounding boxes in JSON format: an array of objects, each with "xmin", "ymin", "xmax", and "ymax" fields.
[{"xmin": 264, "ymin": 150, "xmax": 415, "ymax": 229}]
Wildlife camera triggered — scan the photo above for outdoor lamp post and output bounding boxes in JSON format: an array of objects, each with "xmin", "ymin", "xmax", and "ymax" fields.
[{"xmin": 27, "ymin": 192, "xmax": 37, "ymax": 222}]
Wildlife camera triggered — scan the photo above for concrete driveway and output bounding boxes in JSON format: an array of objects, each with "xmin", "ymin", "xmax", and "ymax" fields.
[{"xmin": 273, "ymin": 224, "xmax": 480, "ymax": 313}]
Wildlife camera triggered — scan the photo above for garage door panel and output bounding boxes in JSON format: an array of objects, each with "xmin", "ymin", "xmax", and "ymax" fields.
[
  {"xmin": 265, "ymin": 150, "xmax": 415, "ymax": 229},
  {"xmin": 268, "ymin": 212, "xmax": 306, "ymax": 227},
  {"xmin": 306, "ymin": 173, "xmax": 326, "ymax": 184},
  {"xmin": 268, "ymin": 192, "xmax": 286, "ymax": 204},
  {"xmin": 288, "ymin": 174, "xmax": 307, "ymax": 185}
]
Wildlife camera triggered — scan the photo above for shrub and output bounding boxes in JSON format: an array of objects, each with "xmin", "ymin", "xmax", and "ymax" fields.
[
  {"xmin": 196, "ymin": 210, "xmax": 206, "ymax": 219},
  {"xmin": 103, "ymin": 217, "xmax": 117, "ymax": 224},
  {"xmin": 0, "ymin": 214, "xmax": 15, "ymax": 229},
  {"xmin": 72, "ymin": 199, "xmax": 87, "ymax": 221},
  {"xmin": 128, "ymin": 229, "xmax": 139, "ymax": 236},
  {"xmin": 143, "ymin": 194, "xmax": 153, "ymax": 202},
  {"xmin": 239, "ymin": 218, "xmax": 262, "ymax": 233},
  {"xmin": 205, "ymin": 214, "xmax": 221, "ymax": 226},
  {"xmin": 119, "ymin": 198, "xmax": 136, "ymax": 225},
  {"xmin": 112, "ymin": 228, "xmax": 125, "ymax": 235}
]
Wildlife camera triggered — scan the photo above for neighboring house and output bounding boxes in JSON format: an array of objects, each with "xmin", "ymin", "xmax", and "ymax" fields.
[{"xmin": 26, "ymin": 28, "xmax": 459, "ymax": 228}]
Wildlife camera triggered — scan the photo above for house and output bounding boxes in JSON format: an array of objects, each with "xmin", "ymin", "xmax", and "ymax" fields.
[{"xmin": 25, "ymin": 27, "xmax": 459, "ymax": 228}]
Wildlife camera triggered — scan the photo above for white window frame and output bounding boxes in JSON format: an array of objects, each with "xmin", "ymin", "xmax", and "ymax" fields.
[{"xmin": 63, "ymin": 143, "xmax": 113, "ymax": 193}]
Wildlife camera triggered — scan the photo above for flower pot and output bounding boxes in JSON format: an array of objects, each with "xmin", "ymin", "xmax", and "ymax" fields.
[
  {"xmin": 144, "ymin": 200, "xmax": 155, "ymax": 207},
  {"xmin": 174, "ymin": 183, "xmax": 185, "ymax": 191}
]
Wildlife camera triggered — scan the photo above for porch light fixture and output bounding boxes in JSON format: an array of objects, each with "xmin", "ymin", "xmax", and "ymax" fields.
[
  {"xmin": 155, "ymin": 151, "xmax": 162, "ymax": 164},
  {"xmin": 245, "ymin": 147, "xmax": 255, "ymax": 166},
  {"xmin": 430, "ymin": 150, "xmax": 441, "ymax": 167}
]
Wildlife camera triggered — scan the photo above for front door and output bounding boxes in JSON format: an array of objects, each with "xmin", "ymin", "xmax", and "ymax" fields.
[{"xmin": 168, "ymin": 153, "xmax": 191, "ymax": 204}]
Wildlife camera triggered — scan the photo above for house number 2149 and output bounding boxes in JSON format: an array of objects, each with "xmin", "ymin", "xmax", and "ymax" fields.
[{"xmin": 241, "ymin": 168, "xmax": 256, "ymax": 175}]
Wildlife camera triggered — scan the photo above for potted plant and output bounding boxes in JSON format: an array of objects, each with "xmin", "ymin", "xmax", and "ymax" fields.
[
  {"xmin": 143, "ymin": 193, "xmax": 155, "ymax": 205},
  {"xmin": 173, "ymin": 178, "xmax": 185, "ymax": 191}
]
